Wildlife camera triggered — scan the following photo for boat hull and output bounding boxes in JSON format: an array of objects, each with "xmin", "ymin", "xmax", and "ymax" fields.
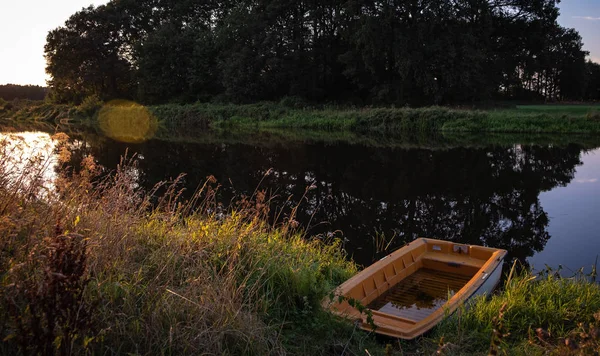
[
  {"xmin": 471, "ymin": 256, "xmax": 504, "ymax": 299},
  {"xmin": 325, "ymin": 238, "xmax": 507, "ymax": 339}
]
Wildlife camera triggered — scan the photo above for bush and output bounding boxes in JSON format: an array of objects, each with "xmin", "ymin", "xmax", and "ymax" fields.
[
  {"xmin": 279, "ymin": 96, "xmax": 310, "ymax": 109},
  {"xmin": 77, "ymin": 94, "xmax": 103, "ymax": 117}
]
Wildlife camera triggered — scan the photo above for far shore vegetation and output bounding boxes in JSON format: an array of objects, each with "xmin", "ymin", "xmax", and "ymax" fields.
[
  {"xmin": 1, "ymin": 133, "xmax": 600, "ymax": 355},
  {"xmin": 2, "ymin": 97, "xmax": 600, "ymax": 137}
]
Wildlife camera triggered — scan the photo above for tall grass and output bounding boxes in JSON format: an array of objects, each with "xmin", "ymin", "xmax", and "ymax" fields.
[{"xmin": 0, "ymin": 134, "xmax": 385, "ymax": 355}]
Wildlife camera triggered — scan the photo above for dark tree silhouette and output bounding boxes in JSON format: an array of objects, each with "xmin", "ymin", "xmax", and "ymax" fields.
[
  {"xmin": 0, "ymin": 84, "xmax": 47, "ymax": 101},
  {"xmin": 45, "ymin": 0, "xmax": 596, "ymax": 105}
]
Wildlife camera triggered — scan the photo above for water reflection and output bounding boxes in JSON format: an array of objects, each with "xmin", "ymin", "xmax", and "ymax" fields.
[
  {"xmin": 530, "ymin": 150, "xmax": 600, "ymax": 273},
  {"xmin": 58, "ymin": 133, "xmax": 590, "ymax": 268},
  {"xmin": 2, "ymin": 128, "xmax": 595, "ymax": 269}
]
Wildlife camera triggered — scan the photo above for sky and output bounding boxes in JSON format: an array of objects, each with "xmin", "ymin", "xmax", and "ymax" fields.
[
  {"xmin": 0, "ymin": 0, "xmax": 109, "ymax": 86},
  {"xmin": 0, "ymin": 0, "xmax": 599, "ymax": 86},
  {"xmin": 558, "ymin": 1, "xmax": 600, "ymax": 64}
]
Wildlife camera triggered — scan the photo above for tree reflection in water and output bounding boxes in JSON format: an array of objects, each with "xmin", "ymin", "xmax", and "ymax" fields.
[{"xmin": 67, "ymin": 135, "xmax": 586, "ymax": 267}]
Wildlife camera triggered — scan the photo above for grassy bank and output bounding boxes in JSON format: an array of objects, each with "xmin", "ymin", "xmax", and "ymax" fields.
[
  {"xmin": 151, "ymin": 103, "xmax": 600, "ymax": 134},
  {"xmin": 423, "ymin": 266, "xmax": 600, "ymax": 355},
  {"xmin": 3, "ymin": 99, "xmax": 600, "ymax": 135},
  {"xmin": 0, "ymin": 99, "xmax": 80, "ymax": 123},
  {"xmin": 5, "ymin": 118, "xmax": 600, "ymax": 151}
]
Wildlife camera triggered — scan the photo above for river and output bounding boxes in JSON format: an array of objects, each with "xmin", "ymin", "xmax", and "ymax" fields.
[{"xmin": 2, "ymin": 127, "xmax": 599, "ymax": 274}]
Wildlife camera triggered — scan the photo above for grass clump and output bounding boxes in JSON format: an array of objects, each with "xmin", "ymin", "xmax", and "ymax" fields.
[
  {"xmin": 0, "ymin": 134, "xmax": 383, "ymax": 355},
  {"xmin": 77, "ymin": 94, "xmax": 103, "ymax": 117},
  {"xmin": 428, "ymin": 263, "xmax": 600, "ymax": 355}
]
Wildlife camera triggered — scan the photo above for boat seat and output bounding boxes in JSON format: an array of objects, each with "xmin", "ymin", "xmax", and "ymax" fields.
[{"xmin": 421, "ymin": 252, "xmax": 485, "ymax": 269}]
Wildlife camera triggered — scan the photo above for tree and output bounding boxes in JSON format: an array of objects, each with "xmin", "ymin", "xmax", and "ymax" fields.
[
  {"xmin": 45, "ymin": 4, "xmax": 134, "ymax": 103},
  {"xmin": 584, "ymin": 60, "xmax": 600, "ymax": 101},
  {"xmin": 0, "ymin": 84, "xmax": 47, "ymax": 101},
  {"xmin": 45, "ymin": 0, "xmax": 592, "ymax": 105}
]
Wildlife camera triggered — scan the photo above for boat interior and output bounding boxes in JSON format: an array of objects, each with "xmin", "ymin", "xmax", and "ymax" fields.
[{"xmin": 332, "ymin": 239, "xmax": 499, "ymax": 325}]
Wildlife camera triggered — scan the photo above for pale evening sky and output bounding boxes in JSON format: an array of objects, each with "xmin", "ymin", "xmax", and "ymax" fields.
[{"xmin": 0, "ymin": 0, "xmax": 599, "ymax": 86}]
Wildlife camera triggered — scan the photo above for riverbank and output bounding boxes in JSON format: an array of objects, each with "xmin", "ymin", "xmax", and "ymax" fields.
[
  {"xmin": 7, "ymin": 117, "xmax": 600, "ymax": 150},
  {"xmin": 427, "ymin": 266, "xmax": 600, "ymax": 355},
  {"xmin": 152, "ymin": 102, "xmax": 600, "ymax": 134},
  {"xmin": 1, "ymin": 134, "xmax": 600, "ymax": 355},
  {"xmin": 2, "ymin": 100, "xmax": 600, "ymax": 135}
]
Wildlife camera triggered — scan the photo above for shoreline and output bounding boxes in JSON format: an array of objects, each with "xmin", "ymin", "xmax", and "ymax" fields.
[{"xmin": 2, "ymin": 101, "xmax": 600, "ymax": 135}]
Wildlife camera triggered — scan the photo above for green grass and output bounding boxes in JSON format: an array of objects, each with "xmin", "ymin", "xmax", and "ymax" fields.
[
  {"xmin": 153, "ymin": 103, "xmax": 600, "ymax": 135},
  {"xmin": 424, "ymin": 264, "xmax": 600, "ymax": 355},
  {"xmin": 515, "ymin": 104, "xmax": 600, "ymax": 113},
  {"xmin": 4, "ymin": 100, "xmax": 600, "ymax": 135}
]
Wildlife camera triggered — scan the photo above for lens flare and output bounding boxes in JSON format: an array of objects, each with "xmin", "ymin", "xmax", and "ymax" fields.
[{"xmin": 98, "ymin": 100, "xmax": 157, "ymax": 143}]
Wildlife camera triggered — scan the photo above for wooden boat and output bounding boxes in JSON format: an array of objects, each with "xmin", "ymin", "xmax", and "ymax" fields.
[{"xmin": 325, "ymin": 238, "xmax": 507, "ymax": 339}]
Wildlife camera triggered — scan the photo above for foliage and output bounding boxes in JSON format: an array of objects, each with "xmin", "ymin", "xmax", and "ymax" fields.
[
  {"xmin": 0, "ymin": 100, "xmax": 78, "ymax": 122},
  {"xmin": 45, "ymin": 4, "xmax": 133, "ymax": 104},
  {"xmin": 4, "ymin": 233, "xmax": 94, "ymax": 355},
  {"xmin": 6, "ymin": 100, "xmax": 600, "ymax": 137},
  {"xmin": 77, "ymin": 95, "xmax": 103, "ymax": 117},
  {"xmin": 584, "ymin": 61, "xmax": 600, "ymax": 101},
  {"xmin": 44, "ymin": 0, "xmax": 597, "ymax": 105}
]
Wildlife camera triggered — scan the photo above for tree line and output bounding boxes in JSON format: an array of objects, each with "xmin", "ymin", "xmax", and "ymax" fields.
[
  {"xmin": 0, "ymin": 84, "xmax": 47, "ymax": 101},
  {"xmin": 45, "ymin": 0, "xmax": 600, "ymax": 106}
]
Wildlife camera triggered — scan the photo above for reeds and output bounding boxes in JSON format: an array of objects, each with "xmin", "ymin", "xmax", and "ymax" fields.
[{"xmin": 0, "ymin": 100, "xmax": 77, "ymax": 123}]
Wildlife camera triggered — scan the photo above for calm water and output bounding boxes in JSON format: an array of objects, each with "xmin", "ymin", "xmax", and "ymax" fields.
[{"xmin": 3, "ymin": 128, "xmax": 600, "ymax": 273}]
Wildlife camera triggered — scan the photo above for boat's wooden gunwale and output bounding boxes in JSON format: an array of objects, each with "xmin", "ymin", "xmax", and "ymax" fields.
[{"xmin": 326, "ymin": 238, "xmax": 507, "ymax": 339}]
